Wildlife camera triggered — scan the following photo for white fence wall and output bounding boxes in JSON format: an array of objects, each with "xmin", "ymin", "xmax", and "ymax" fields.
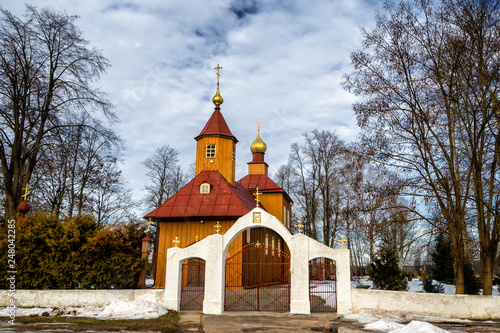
[
  {"xmin": 352, "ymin": 289, "xmax": 500, "ymax": 320},
  {"xmin": 2, "ymin": 288, "xmax": 500, "ymax": 320},
  {"xmin": 0, "ymin": 289, "xmax": 165, "ymax": 308}
]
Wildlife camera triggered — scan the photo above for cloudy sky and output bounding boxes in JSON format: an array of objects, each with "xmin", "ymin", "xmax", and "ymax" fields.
[{"xmin": 2, "ymin": 0, "xmax": 380, "ymax": 202}]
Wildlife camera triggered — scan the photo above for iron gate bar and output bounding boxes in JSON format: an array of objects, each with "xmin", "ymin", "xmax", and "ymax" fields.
[
  {"xmin": 225, "ymin": 245, "xmax": 290, "ymax": 312},
  {"xmin": 180, "ymin": 258, "xmax": 205, "ymax": 311},
  {"xmin": 309, "ymin": 260, "xmax": 337, "ymax": 312}
]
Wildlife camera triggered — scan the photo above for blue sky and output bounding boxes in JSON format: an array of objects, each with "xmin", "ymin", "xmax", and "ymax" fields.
[{"xmin": 2, "ymin": 0, "xmax": 379, "ymax": 202}]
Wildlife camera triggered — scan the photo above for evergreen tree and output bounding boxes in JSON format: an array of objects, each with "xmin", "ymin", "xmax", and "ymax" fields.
[
  {"xmin": 369, "ymin": 244, "xmax": 408, "ymax": 291},
  {"xmin": 464, "ymin": 263, "xmax": 481, "ymax": 295},
  {"xmin": 0, "ymin": 212, "xmax": 145, "ymax": 289},
  {"xmin": 431, "ymin": 232, "xmax": 454, "ymax": 283}
]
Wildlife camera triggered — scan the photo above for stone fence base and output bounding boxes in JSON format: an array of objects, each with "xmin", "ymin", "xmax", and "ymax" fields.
[{"xmin": 352, "ymin": 289, "xmax": 500, "ymax": 320}]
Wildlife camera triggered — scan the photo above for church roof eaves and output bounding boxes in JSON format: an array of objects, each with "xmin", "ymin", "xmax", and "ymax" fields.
[{"xmin": 144, "ymin": 170, "xmax": 258, "ymax": 221}]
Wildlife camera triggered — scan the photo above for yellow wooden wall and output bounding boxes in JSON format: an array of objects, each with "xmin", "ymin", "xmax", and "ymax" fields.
[
  {"xmin": 260, "ymin": 193, "xmax": 292, "ymax": 231},
  {"xmin": 195, "ymin": 135, "xmax": 236, "ymax": 186},
  {"xmin": 154, "ymin": 219, "xmax": 243, "ymax": 288}
]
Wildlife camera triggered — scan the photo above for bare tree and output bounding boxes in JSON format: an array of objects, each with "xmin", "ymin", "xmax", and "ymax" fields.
[
  {"xmin": 0, "ymin": 6, "xmax": 112, "ymax": 218},
  {"xmin": 343, "ymin": 0, "xmax": 500, "ymax": 293},
  {"xmin": 143, "ymin": 145, "xmax": 186, "ymax": 210}
]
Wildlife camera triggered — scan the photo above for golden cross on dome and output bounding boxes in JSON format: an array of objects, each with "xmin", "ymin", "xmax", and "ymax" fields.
[
  {"xmin": 173, "ymin": 236, "xmax": 180, "ymax": 247},
  {"xmin": 339, "ymin": 235, "xmax": 347, "ymax": 248},
  {"xmin": 257, "ymin": 121, "xmax": 261, "ymax": 130},
  {"xmin": 214, "ymin": 221, "xmax": 221, "ymax": 234},
  {"xmin": 296, "ymin": 220, "xmax": 304, "ymax": 234},
  {"xmin": 21, "ymin": 184, "xmax": 30, "ymax": 201},
  {"xmin": 146, "ymin": 218, "xmax": 153, "ymax": 232},
  {"xmin": 214, "ymin": 64, "xmax": 223, "ymax": 77},
  {"xmin": 253, "ymin": 186, "xmax": 262, "ymax": 207},
  {"xmin": 195, "ymin": 235, "xmax": 199, "ymax": 242}
]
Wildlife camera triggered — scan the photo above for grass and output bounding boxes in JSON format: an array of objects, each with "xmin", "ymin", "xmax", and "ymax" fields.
[{"xmin": 11, "ymin": 311, "xmax": 179, "ymax": 332}]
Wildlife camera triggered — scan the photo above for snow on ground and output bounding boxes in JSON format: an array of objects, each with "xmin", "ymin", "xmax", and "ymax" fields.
[
  {"xmin": 0, "ymin": 300, "xmax": 167, "ymax": 320},
  {"xmin": 344, "ymin": 312, "xmax": 452, "ymax": 333},
  {"xmin": 351, "ymin": 277, "xmax": 500, "ymax": 296}
]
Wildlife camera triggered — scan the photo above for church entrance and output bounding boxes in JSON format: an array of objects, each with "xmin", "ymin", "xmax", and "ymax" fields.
[
  {"xmin": 180, "ymin": 258, "xmax": 205, "ymax": 310},
  {"xmin": 224, "ymin": 229, "xmax": 290, "ymax": 311},
  {"xmin": 309, "ymin": 257, "xmax": 337, "ymax": 312}
]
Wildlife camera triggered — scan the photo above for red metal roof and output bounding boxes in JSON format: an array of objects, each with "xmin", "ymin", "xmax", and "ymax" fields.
[
  {"xmin": 144, "ymin": 171, "xmax": 257, "ymax": 220},
  {"xmin": 237, "ymin": 174, "xmax": 293, "ymax": 203},
  {"xmin": 194, "ymin": 108, "xmax": 238, "ymax": 142}
]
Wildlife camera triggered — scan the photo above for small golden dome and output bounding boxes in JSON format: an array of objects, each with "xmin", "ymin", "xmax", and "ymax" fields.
[
  {"xmin": 251, "ymin": 130, "xmax": 267, "ymax": 153},
  {"xmin": 212, "ymin": 87, "xmax": 224, "ymax": 105}
]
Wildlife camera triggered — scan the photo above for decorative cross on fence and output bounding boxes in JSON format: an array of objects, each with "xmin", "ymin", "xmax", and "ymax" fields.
[
  {"xmin": 339, "ymin": 235, "xmax": 347, "ymax": 248},
  {"xmin": 214, "ymin": 221, "xmax": 221, "ymax": 234},
  {"xmin": 296, "ymin": 220, "xmax": 304, "ymax": 234}
]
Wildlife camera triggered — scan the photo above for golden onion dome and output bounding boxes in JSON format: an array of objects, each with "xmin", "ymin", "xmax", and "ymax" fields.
[
  {"xmin": 212, "ymin": 87, "xmax": 224, "ymax": 105},
  {"xmin": 251, "ymin": 130, "xmax": 267, "ymax": 153}
]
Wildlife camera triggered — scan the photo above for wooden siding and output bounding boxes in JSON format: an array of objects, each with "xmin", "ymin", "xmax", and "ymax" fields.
[
  {"xmin": 195, "ymin": 136, "xmax": 236, "ymax": 186},
  {"xmin": 248, "ymin": 163, "xmax": 268, "ymax": 175},
  {"xmin": 154, "ymin": 219, "xmax": 242, "ymax": 288}
]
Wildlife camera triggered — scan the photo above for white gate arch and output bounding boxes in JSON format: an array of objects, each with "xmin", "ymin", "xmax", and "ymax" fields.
[{"xmin": 163, "ymin": 208, "xmax": 352, "ymax": 315}]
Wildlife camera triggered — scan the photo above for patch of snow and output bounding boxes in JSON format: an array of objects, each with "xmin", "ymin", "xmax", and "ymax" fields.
[
  {"xmin": 389, "ymin": 320, "xmax": 450, "ymax": 333},
  {"xmin": 0, "ymin": 300, "xmax": 167, "ymax": 320},
  {"xmin": 96, "ymin": 300, "xmax": 167, "ymax": 319},
  {"xmin": 343, "ymin": 312, "xmax": 381, "ymax": 324},
  {"xmin": 365, "ymin": 318, "xmax": 404, "ymax": 331},
  {"xmin": 0, "ymin": 307, "xmax": 52, "ymax": 317}
]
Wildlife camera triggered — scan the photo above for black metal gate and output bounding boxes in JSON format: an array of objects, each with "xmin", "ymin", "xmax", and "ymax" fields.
[
  {"xmin": 180, "ymin": 258, "xmax": 205, "ymax": 310},
  {"xmin": 309, "ymin": 258, "xmax": 337, "ymax": 312},
  {"xmin": 225, "ymin": 244, "xmax": 290, "ymax": 311}
]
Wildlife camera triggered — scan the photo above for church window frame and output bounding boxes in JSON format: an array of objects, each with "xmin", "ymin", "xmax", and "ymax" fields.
[
  {"xmin": 200, "ymin": 182, "xmax": 210, "ymax": 194},
  {"xmin": 206, "ymin": 144, "xmax": 216, "ymax": 158}
]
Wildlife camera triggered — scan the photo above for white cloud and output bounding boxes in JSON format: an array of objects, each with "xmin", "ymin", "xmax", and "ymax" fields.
[{"xmin": 0, "ymin": 0, "xmax": 378, "ymax": 205}]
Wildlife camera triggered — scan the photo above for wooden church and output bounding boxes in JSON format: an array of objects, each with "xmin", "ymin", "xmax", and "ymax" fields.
[{"xmin": 145, "ymin": 66, "xmax": 292, "ymax": 289}]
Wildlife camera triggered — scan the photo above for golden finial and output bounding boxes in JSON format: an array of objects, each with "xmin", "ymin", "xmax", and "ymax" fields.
[
  {"xmin": 339, "ymin": 235, "xmax": 347, "ymax": 248},
  {"xmin": 250, "ymin": 122, "xmax": 267, "ymax": 153},
  {"xmin": 173, "ymin": 237, "xmax": 180, "ymax": 247},
  {"xmin": 255, "ymin": 241, "xmax": 261, "ymax": 248},
  {"xmin": 146, "ymin": 218, "xmax": 153, "ymax": 233},
  {"xmin": 195, "ymin": 235, "xmax": 199, "ymax": 242},
  {"xmin": 214, "ymin": 221, "xmax": 221, "ymax": 234},
  {"xmin": 212, "ymin": 64, "xmax": 224, "ymax": 106},
  {"xmin": 21, "ymin": 184, "xmax": 30, "ymax": 201},
  {"xmin": 296, "ymin": 220, "xmax": 304, "ymax": 234},
  {"xmin": 253, "ymin": 186, "xmax": 263, "ymax": 207}
]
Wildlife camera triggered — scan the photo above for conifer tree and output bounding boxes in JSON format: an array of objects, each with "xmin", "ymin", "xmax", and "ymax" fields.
[
  {"xmin": 369, "ymin": 241, "xmax": 408, "ymax": 291},
  {"xmin": 431, "ymin": 232, "xmax": 454, "ymax": 283}
]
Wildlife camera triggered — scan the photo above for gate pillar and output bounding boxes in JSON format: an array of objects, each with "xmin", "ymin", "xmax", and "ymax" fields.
[
  {"xmin": 164, "ymin": 249, "xmax": 183, "ymax": 311},
  {"xmin": 202, "ymin": 234, "xmax": 224, "ymax": 314},
  {"xmin": 290, "ymin": 234, "xmax": 311, "ymax": 314}
]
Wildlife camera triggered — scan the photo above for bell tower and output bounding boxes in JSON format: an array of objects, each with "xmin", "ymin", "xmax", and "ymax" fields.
[{"xmin": 194, "ymin": 65, "xmax": 238, "ymax": 186}]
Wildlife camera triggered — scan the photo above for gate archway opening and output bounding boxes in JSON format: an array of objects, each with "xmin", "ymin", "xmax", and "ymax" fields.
[
  {"xmin": 224, "ymin": 227, "xmax": 290, "ymax": 311},
  {"xmin": 309, "ymin": 257, "xmax": 337, "ymax": 312},
  {"xmin": 180, "ymin": 258, "xmax": 205, "ymax": 310}
]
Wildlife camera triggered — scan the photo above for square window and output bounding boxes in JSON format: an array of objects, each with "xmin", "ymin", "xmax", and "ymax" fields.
[
  {"xmin": 200, "ymin": 183, "xmax": 210, "ymax": 194},
  {"xmin": 206, "ymin": 144, "xmax": 216, "ymax": 158}
]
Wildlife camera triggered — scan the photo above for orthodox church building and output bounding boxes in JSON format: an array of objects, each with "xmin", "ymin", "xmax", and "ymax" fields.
[{"xmin": 145, "ymin": 68, "xmax": 292, "ymax": 288}]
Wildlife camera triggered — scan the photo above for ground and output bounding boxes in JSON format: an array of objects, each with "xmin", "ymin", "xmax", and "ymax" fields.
[{"xmin": 3, "ymin": 311, "xmax": 500, "ymax": 332}]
